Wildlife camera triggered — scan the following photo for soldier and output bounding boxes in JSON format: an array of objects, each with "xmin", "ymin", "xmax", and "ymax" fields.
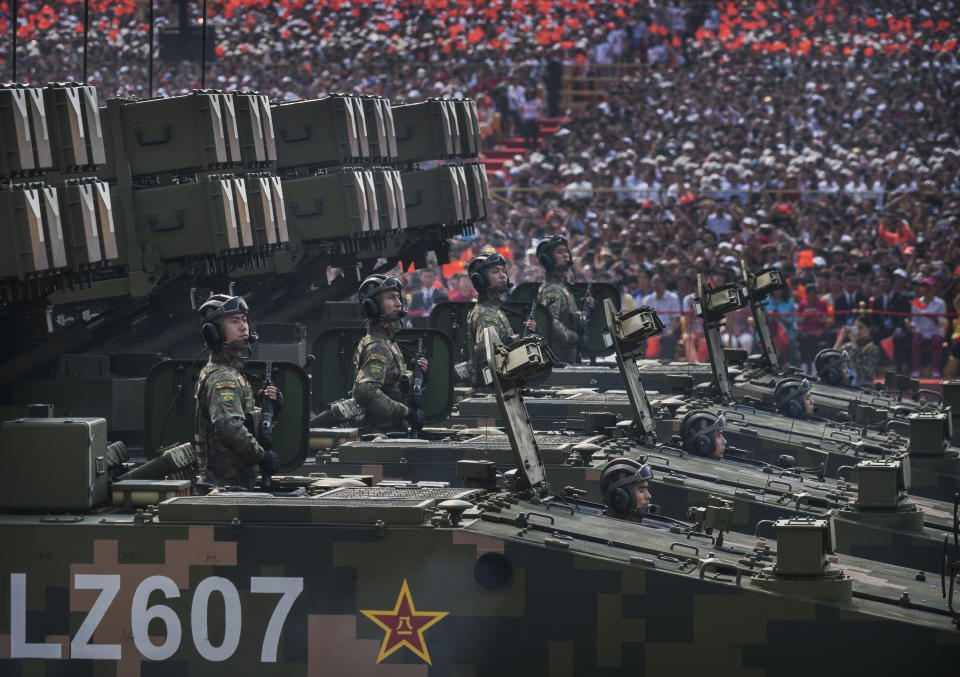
[
  {"xmin": 353, "ymin": 274, "xmax": 429, "ymax": 434},
  {"xmin": 679, "ymin": 410, "xmax": 728, "ymax": 459},
  {"xmin": 599, "ymin": 457, "xmax": 653, "ymax": 520},
  {"xmin": 455, "ymin": 253, "xmax": 536, "ymax": 385},
  {"xmin": 535, "ymin": 235, "xmax": 593, "ymax": 362},
  {"xmin": 815, "ymin": 348, "xmax": 850, "ymax": 386},
  {"xmin": 195, "ymin": 294, "xmax": 281, "ymax": 489},
  {"xmin": 774, "ymin": 377, "xmax": 815, "ymax": 418}
]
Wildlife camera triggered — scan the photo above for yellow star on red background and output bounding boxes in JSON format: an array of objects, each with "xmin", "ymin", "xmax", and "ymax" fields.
[{"xmin": 360, "ymin": 579, "xmax": 449, "ymax": 664}]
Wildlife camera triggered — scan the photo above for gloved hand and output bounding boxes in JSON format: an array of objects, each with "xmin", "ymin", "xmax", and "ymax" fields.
[
  {"xmin": 259, "ymin": 450, "xmax": 280, "ymax": 476},
  {"xmin": 405, "ymin": 406, "xmax": 424, "ymax": 429}
]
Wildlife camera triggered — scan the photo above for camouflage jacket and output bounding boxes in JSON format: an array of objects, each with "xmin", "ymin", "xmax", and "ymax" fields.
[
  {"xmin": 459, "ymin": 296, "xmax": 516, "ymax": 386},
  {"xmin": 537, "ymin": 273, "xmax": 579, "ymax": 361},
  {"xmin": 841, "ymin": 339, "xmax": 881, "ymax": 386},
  {"xmin": 353, "ymin": 323, "xmax": 409, "ymax": 432},
  {"xmin": 195, "ymin": 352, "xmax": 264, "ymax": 489}
]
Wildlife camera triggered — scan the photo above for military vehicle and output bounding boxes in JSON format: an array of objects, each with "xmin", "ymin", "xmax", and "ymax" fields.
[
  {"xmin": 715, "ymin": 262, "xmax": 944, "ymax": 427},
  {"xmin": 6, "ymin": 327, "xmax": 959, "ymax": 675},
  {"xmin": 311, "ymin": 314, "xmax": 959, "ymax": 574},
  {"xmin": 448, "ymin": 279, "xmax": 960, "ymax": 503},
  {"xmin": 0, "ymin": 82, "xmax": 490, "ymax": 454}
]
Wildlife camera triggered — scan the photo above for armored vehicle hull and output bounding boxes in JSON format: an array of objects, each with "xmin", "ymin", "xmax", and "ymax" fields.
[{"xmin": 3, "ymin": 486, "xmax": 959, "ymax": 675}]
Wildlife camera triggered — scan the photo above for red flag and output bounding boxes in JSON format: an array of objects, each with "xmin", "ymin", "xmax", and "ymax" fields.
[
  {"xmin": 441, "ymin": 260, "xmax": 465, "ymax": 278},
  {"xmin": 672, "ymin": 35, "xmax": 681, "ymax": 48},
  {"xmin": 865, "ymin": 17, "xmax": 878, "ymax": 28},
  {"xmin": 881, "ymin": 336, "xmax": 895, "ymax": 361},
  {"xmin": 645, "ymin": 334, "xmax": 662, "ymax": 358}
]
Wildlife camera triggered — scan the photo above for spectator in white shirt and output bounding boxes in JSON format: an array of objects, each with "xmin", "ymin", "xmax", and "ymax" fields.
[
  {"xmin": 910, "ymin": 277, "xmax": 946, "ymax": 378},
  {"xmin": 643, "ymin": 275, "xmax": 682, "ymax": 359}
]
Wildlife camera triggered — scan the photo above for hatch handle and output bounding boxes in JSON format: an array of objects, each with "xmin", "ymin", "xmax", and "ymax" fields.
[
  {"xmin": 836, "ymin": 465, "xmax": 856, "ymax": 482},
  {"xmin": 885, "ymin": 419, "xmax": 910, "ymax": 436},
  {"xmin": 755, "ymin": 519, "xmax": 776, "ymax": 539},
  {"xmin": 641, "ymin": 453, "xmax": 670, "ymax": 466},
  {"xmin": 669, "ymin": 542, "xmax": 699, "ymax": 558},
  {"xmin": 699, "ymin": 559, "xmax": 742, "ymax": 586},
  {"xmin": 765, "ymin": 479, "xmax": 793, "ymax": 493},
  {"xmin": 523, "ymin": 511, "xmax": 555, "ymax": 526},
  {"xmin": 795, "ymin": 493, "xmax": 832, "ymax": 511},
  {"xmin": 916, "ymin": 388, "xmax": 942, "ymax": 405}
]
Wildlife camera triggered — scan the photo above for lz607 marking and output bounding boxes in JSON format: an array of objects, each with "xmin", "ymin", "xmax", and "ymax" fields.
[{"xmin": 9, "ymin": 573, "xmax": 303, "ymax": 662}]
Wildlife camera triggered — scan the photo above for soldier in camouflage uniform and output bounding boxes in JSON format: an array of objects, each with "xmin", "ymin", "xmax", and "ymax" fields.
[
  {"xmin": 833, "ymin": 315, "xmax": 881, "ymax": 386},
  {"xmin": 456, "ymin": 253, "xmax": 536, "ymax": 385},
  {"xmin": 353, "ymin": 274, "xmax": 429, "ymax": 434},
  {"xmin": 195, "ymin": 294, "xmax": 281, "ymax": 489},
  {"xmin": 535, "ymin": 235, "xmax": 593, "ymax": 363},
  {"xmin": 599, "ymin": 457, "xmax": 653, "ymax": 520}
]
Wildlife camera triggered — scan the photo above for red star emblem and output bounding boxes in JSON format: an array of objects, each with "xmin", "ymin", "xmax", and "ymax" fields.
[{"xmin": 360, "ymin": 579, "xmax": 449, "ymax": 664}]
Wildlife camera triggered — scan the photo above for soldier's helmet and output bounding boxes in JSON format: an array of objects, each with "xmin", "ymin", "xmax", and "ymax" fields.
[
  {"xmin": 359, "ymin": 274, "xmax": 406, "ymax": 320},
  {"xmin": 599, "ymin": 457, "xmax": 653, "ymax": 515},
  {"xmin": 197, "ymin": 294, "xmax": 249, "ymax": 351},
  {"xmin": 774, "ymin": 377, "xmax": 813, "ymax": 418},
  {"xmin": 679, "ymin": 410, "xmax": 727, "ymax": 457},
  {"xmin": 468, "ymin": 253, "xmax": 509, "ymax": 293},
  {"xmin": 535, "ymin": 234, "xmax": 569, "ymax": 271},
  {"xmin": 815, "ymin": 349, "xmax": 848, "ymax": 386}
]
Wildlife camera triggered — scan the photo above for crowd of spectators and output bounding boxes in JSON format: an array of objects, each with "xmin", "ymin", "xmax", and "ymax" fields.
[{"xmin": 5, "ymin": 0, "xmax": 960, "ymax": 379}]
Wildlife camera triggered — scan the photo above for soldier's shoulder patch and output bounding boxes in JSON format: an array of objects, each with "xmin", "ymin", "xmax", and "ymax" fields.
[
  {"xmin": 368, "ymin": 361, "xmax": 385, "ymax": 379},
  {"xmin": 367, "ymin": 352, "xmax": 388, "ymax": 363},
  {"xmin": 544, "ymin": 292, "xmax": 561, "ymax": 304},
  {"xmin": 214, "ymin": 379, "xmax": 238, "ymax": 389},
  {"xmin": 485, "ymin": 315, "xmax": 500, "ymax": 326},
  {"xmin": 217, "ymin": 387, "xmax": 237, "ymax": 405}
]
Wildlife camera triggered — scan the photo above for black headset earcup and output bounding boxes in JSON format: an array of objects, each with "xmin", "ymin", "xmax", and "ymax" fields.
[
  {"xmin": 694, "ymin": 434, "xmax": 713, "ymax": 457},
  {"xmin": 610, "ymin": 487, "xmax": 632, "ymax": 513},
  {"xmin": 470, "ymin": 271, "xmax": 486, "ymax": 293},
  {"xmin": 824, "ymin": 366, "xmax": 840, "ymax": 385},
  {"xmin": 538, "ymin": 251, "xmax": 554, "ymax": 271},
  {"xmin": 362, "ymin": 297, "xmax": 380, "ymax": 319},
  {"xmin": 782, "ymin": 396, "xmax": 801, "ymax": 418},
  {"xmin": 201, "ymin": 322, "xmax": 222, "ymax": 351}
]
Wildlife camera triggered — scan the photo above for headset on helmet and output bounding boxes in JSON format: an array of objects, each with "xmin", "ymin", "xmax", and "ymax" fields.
[
  {"xmin": 599, "ymin": 457, "xmax": 653, "ymax": 515},
  {"xmin": 358, "ymin": 274, "xmax": 406, "ymax": 321},
  {"xmin": 679, "ymin": 410, "xmax": 727, "ymax": 457},
  {"xmin": 536, "ymin": 235, "xmax": 568, "ymax": 272},
  {"xmin": 775, "ymin": 377, "xmax": 812, "ymax": 418},
  {"xmin": 198, "ymin": 294, "xmax": 251, "ymax": 352},
  {"xmin": 815, "ymin": 349, "xmax": 847, "ymax": 386},
  {"xmin": 468, "ymin": 253, "xmax": 509, "ymax": 294}
]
